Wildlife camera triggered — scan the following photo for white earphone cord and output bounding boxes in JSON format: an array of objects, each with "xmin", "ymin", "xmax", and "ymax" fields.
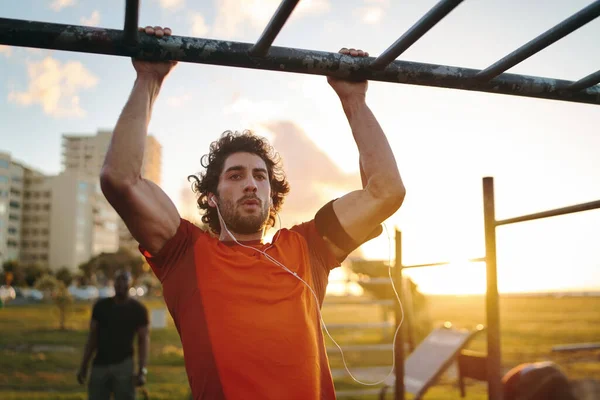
[{"xmin": 215, "ymin": 202, "xmax": 404, "ymax": 386}]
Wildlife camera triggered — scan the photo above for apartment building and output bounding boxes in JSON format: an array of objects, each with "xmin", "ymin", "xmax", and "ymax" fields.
[
  {"xmin": 62, "ymin": 130, "xmax": 162, "ymax": 253},
  {"xmin": 0, "ymin": 152, "xmax": 24, "ymax": 267},
  {"xmin": 0, "ymin": 152, "xmax": 119, "ymax": 271}
]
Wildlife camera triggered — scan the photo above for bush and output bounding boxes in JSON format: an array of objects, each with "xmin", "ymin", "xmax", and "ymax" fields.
[{"xmin": 35, "ymin": 274, "xmax": 74, "ymax": 330}]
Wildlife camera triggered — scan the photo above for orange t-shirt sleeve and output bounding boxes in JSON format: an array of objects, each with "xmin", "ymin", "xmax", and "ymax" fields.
[
  {"xmin": 138, "ymin": 218, "xmax": 195, "ymax": 282},
  {"xmin": 290, "ymin": 219, "xmax": 340, "ymax": 270}
]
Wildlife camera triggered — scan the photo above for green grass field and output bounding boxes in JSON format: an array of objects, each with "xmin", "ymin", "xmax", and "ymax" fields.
[{"xmin": 1, "ymin": 295, "xmax": 598, "ymax": 399}]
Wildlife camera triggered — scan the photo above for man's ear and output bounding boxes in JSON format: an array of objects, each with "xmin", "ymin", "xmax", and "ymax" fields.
[{"xmin": 208, "ymin": 193, "xmax": 217, "ymax": 208}]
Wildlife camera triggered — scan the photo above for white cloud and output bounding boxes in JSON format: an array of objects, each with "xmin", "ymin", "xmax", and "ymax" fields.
[
  {"xmin": 354, "ymin": 0, "xmax": 389, "ymax": 25},
  {"xmin": 356, "ymin": 6, "xmax": 384, "ymax": 24},
  {"xmin": 50, "ymin": 0, "xmax": 76, "ymax": 11},
  {"xmin": 159, "ymin": 0, "xmax": 184, "ymax": 10},
  {"xmin": 212, "ymin": 0, "xmax": 330, "ymax": 39},
  {"xmin": 166, "ymin": 94, "xmax": 192, "ymax": 107},
  {"xmin": 224, "ymin": 96, "xmax": 285, "ymax": 122},
  {"xmin": 8, "ymin": 57, "xmax": 98, "ymax": 118},
  {"xmin": 80, "ymin": 10, "xmax": 101, "ymax": 27},
  {"xmin": 189, "ymin": 12, "xmax": 210, "ymax": 37},
  {"xmin": 0, "ymin": 45, "xmax": 12, "ymax": 57}
]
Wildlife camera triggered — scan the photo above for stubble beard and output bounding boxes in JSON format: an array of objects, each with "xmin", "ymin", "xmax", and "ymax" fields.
[{"xmin": 219, "ymin": 197, "xmax": 269, "ymax": 235}]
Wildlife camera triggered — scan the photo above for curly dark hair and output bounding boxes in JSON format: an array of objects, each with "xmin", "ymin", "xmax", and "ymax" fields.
[{"xmin": 188, "ymin": 130, "xmax": 290, "ymax": 234}]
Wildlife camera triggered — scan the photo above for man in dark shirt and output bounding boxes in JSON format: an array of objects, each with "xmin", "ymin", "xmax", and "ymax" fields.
[{"xmin": 77, "ymin": 271, "xmax": 150, "ymax": 400}]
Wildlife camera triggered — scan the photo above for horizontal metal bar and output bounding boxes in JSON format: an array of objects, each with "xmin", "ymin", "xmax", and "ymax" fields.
[
  {"xmin": 402, "ymin": 257, "xmax": 486, "ymax": 269},
  {"xmin": 123, "ymin": 0, "xmax": 139, "ymax": 46},
  {"xmin": 0, "ymin": 18, "xmax": 599, "ymax": 105},
  {"xmin": 552, "ymin": 342, "xmax": 600, "ymax": 352},
  {"xmin": 496, "ymin": 200, "xmax": 600, "ymax": 226},
  {"xmin": 565, "ymin": 69, "xmax": 600, "ymax": 92},
  {"xmin": 324, "ymin": 322, "xmax": 395, "ymax": 330},
  {"xmin": 476, "ymin": 0, "xmax": 600, "ymax": 81},
  {"xmin": 323, "ymin": 299, "xmax": 395, "ymax": 306},
  {"xmin": 327, "ymin": 344, "xmax": 393, "ymax": 353},
  {"xmin": 371, "ymin": 0, "xmax": 464, "ymax": 70},
  {"xmin": 248, "ymin": 0, "xmax": 300, "ymax": 57}
]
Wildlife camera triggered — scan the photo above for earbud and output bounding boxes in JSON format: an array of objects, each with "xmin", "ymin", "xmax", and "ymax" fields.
[{"xmin": 209, "ymin": 195, "xmax": 217, "ymax": 208}]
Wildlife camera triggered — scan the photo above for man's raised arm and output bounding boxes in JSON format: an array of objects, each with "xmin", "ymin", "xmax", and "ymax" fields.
[
  {"xmin": 100, "ymin": 26, "xmax": 180, "ymax": 255},
  {"xmin": 323, "ymin": 48, "xmax": 406, "ymax": 260}
]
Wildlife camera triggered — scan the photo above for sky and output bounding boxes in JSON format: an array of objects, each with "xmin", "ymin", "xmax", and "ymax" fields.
[{"xmin": 1, "ymin": 0, "xmax": 599, "ymax": 295}]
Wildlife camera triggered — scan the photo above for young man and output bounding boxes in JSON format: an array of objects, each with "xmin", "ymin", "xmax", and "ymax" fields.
[
  {"xmin": 100, "ymin": 26, "xmax": 405, "ymax": 400},
  {"xmin": 77, "ymin": 271, "xmax": 149, "ymax": 400}
]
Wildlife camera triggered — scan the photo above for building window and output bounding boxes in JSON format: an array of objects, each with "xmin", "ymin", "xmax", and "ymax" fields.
[
  {"xmin": 9, "ymin": 214, "xmax": 19, "ymax": 221},
  {"xmin": 8, "ymin": 227, "xmax": 17, "ymax": 235},
  {"xmin": 12, "ymin": 177, "xmax": 22, "ymax": 183},
  {"xmin": 9, "ymin": 201, "xmax": 20, "ymax": 209},
  {"xmin": 0, "ymin": 160, "xmax": 9, "ymax": 168},
  {"xmin": 0, "ymin": 175, "xmax": 8, "ymax": 183}
]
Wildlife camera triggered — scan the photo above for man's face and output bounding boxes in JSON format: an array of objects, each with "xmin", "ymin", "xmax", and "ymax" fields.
[
  {"xmin": 214, "ymin": 152, "xmax": 271, "ymax": 235},
  {"xmin": 114, "ymin": 274, "xmax": 131, "ymax": 297}
]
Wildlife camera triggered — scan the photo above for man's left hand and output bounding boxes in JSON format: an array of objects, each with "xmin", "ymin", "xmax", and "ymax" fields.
[
  {"xmin": 135, "ymin": 371, "xmax": 147, "ymax": 387},
  {"xmin": 327, "ymin": 48, "xmax": 370, "ymax": 101}
]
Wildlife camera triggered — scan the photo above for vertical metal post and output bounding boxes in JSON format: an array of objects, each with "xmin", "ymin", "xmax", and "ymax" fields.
[
  {"xmin": 482, "ymin": 177, "xmax": 503, "ymax": 400},
  {"xmin": 124, "ymin": 0, "xmax": 140, "ymax": 46},
  {"xmin": 394, "ymin": 229, "xmax": 405, "ymax": 400}
]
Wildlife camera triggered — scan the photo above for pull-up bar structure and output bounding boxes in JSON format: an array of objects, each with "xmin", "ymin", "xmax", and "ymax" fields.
[
  {"xmin": 1, "ymin": 0, "xmax": 599, "ymax": 105},
  {"xmin": 389, "ymin": 178, "xmax": 600, "ymax": 400},
  {"xmin": 1, "ymin": 1, "xmax": 599, "ymax": 400}
]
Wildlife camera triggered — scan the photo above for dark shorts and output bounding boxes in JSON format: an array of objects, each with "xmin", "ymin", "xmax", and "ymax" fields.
[{"xmin": 88, "ymin": 357, "xmax": 135, "ymax": 400}]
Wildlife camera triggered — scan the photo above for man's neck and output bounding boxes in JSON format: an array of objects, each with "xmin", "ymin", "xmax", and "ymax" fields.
[
  {"xmin": 114, "ymin": 295, "xmax": 129, "ymax": 304},
  {"xmin": 218, "ymin": 228, "xmax": 265, "ymax": 243}
]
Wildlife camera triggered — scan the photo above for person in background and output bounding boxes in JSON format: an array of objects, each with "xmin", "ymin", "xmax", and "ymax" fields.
[{"xmin": 77, "ymin": 271, "xmax": 150, "ymax": 400}]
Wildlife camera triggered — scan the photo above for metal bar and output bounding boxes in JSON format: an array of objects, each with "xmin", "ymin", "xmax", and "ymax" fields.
[
  {"xmin": 123, "ymin": 0, "xmax": 139, "ymax": 46},
  {"xmin": 248, "ymin": 0, "xmax": 300, "ymax": 57},
  {"xmin": 327, "ymin": 344, "xmax": 393, "ymax": 353},
  {"xmin": 325, "ymin": 322, "xmax": 395, "ymax": 330},
  {"xmin": 565, "ymin": 70, "xmax": 600, "ymax": 92},
  {"xmin": 371, "ymin": 0, "xmax": 464, "ymax": 70},
  {"xmin": 552, "ymin": 342, "xmax": 600, "ymax": 352},
  {"xmin": 482, "ymin": 177, "xmax": 503, "ymax": 400},
  {"xmin": 323, "ymin": 299, "xmax": 395, "ymax": 306},
  {"xmin": 402, "ymin": 257, "xmax": 486, "ymax": 269},
  {"xmin": 496, "ymin": 200, "xmax": 600, "ymax": 226},
  {"xmin": 0, "ymin": 18, "xmax": 599, "ymax": 105},
  {"xmin": 394, "ymin": 230, "xmax": 405, "ymax": 400},
  {"xmin": 476, "ymin": 0, "xmax": 600, "ymax": 81}
]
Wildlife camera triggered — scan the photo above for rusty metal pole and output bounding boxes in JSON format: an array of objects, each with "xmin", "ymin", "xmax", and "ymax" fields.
[
  {"xmin": 394, "ymin": 229, "xmax": 405, "ymax": 400},
  {"xmin": 482, "ymin": 177, "xmax": 503, "ymax": 400}
]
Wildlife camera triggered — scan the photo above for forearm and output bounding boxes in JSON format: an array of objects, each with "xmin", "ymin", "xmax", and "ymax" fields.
[
  {"xmin": 80, "ymin": 335, "xmax": 96, "ymax": 369},
  {"xmin": 101, "ymin": 75, "xmax": 163, "ymax": 184},
  {"xmin": 137, "ymin": 334, "xmax": 149, "ymax": 372},
  {"xmin": 341, "ymin": 96, "xmax": 403, "ymax": 196}
]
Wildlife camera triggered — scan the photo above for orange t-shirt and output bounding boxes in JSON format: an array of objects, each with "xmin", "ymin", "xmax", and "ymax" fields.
[{"xmin": 140, "ymin": 218, "xmax": 340, "ymax": 400}]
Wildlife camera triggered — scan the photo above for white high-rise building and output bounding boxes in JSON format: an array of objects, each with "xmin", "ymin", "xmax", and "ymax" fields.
[
  {"xmin": 62, "ymin": 130, "xmax": 162, "ymax": 254},
  {"xmin": 0, "ymin": 151, "xmax": 120, "ymax": 272}
]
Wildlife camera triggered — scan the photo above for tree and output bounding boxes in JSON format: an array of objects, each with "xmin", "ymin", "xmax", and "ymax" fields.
[
  {"xmin": 1, "ymin": 260, "xmax": 25, "ymax": 286},
  {"xmin": 55, "ymin": 267, "xmax": 74, "ymax": 287},
  {"xmin": 35, "ymin": 274, "xmax": 73, "ymax": 330},
  {"xmin": 23, "ymin": 264, "xmax": 51, "ymax": 287},
  {"xmin": 79, "ymin": 248, "xmax": 145, "ymax": 285}
]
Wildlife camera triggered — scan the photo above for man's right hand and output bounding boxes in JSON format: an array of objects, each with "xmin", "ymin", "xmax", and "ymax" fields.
[
  {"xmin": 76, "ymin": 367, "xmax": 87, "ymax": 385},
  {"xmin": 132, "ymin": 26, "xmax": 178, "ymax": 80}
]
